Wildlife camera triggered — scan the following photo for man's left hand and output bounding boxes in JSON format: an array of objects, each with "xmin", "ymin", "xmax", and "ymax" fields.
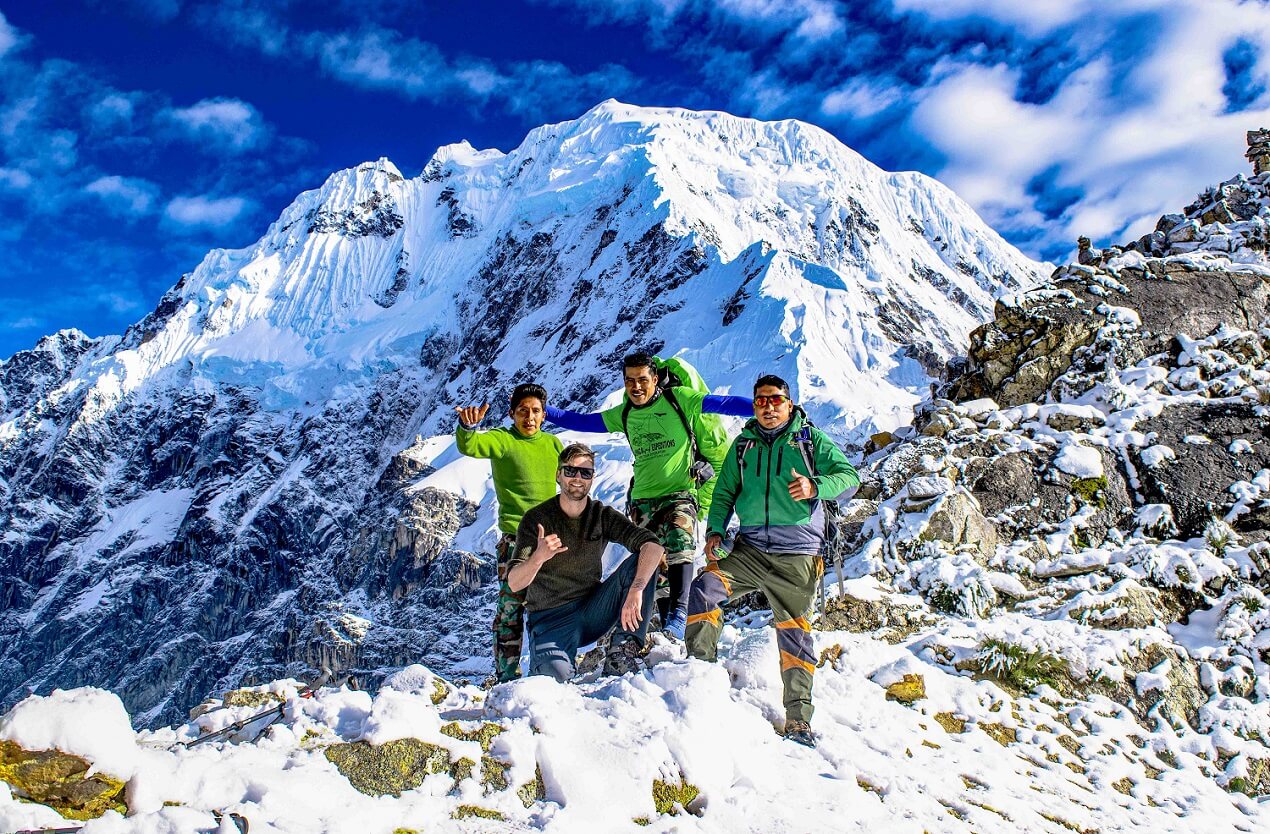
[
  {"xmin": 788, "ymin": 467, "xmax": 817, "ymax": 501},
  {"xmin": 620, "ymin": 586, "xmax": 645, "ymax": 631}
]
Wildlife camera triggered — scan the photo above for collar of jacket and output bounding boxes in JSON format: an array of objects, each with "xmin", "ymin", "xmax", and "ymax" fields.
[{"xmin": 741, "ymin": 406, "xmax": 808, "ymax": 444}]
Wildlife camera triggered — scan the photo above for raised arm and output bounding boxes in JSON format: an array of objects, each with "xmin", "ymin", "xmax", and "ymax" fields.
[
  {"xmin": 454, "ymin": 403, "xmax": 510, "ymax": 458},
  {"xmin": 544, "ymin": 404, "xmax": 609, "ymax": 433},
  {"xmin": 702, "ymin": 393, "xmax": 753, "ymax": 418}
]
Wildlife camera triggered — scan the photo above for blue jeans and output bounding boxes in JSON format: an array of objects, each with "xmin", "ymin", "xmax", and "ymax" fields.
[{"xmin": 526, "ymin": 557, "xmax": 657, "ymax": 682}]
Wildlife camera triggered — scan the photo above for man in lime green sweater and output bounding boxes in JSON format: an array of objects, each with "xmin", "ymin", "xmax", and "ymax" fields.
[{"xmin": 456, "ymin": 383, "xmax": 564, "ymax": 683}]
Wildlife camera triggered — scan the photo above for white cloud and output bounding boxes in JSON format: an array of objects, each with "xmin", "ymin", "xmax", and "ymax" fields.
[
  {"xmin": 86, "ymin": 93, "xmax": 138, "ymax": 131},
  {"xmin": 163, "ymin": 195, "xmax": 251, "ymax": 229},
  {"xmin": 0, "ymin": 166, "xmax": 32, "ymax": 190},
  {"xmin": 821, "ymin": 78, "xmax": 903, "ymax": 119},
  {"xmin": 896, "ymin": 0, "xmax": 1270, "ymax": 255},
  {"xmin": 162, "ymin": 97, "xmax": 266, "ymax": 152},
  {"xmin": 3, "ymin": 315, "xmax": 43, "ymax": 330},
  {"xmin": 891, "ymin": 0, "xmax": 1170, "ymax": 37},
  {"xmin": 0, "ymin": 10, "xmax": 22, "ymax": 58},
  {"xmin": 84, "ymin": 175, "xmax": 159, "ymax": 216}
]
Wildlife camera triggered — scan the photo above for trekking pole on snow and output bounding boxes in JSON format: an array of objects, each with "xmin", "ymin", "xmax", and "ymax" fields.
[{"xmin": 183, "ymin": 670, "xmax": 351, "ymax": 749}]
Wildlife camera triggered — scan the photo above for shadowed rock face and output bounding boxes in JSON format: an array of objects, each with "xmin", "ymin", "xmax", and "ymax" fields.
[{"xmin": 1129, "ymin": 401, "xmax": 1270, "ymax": 537}]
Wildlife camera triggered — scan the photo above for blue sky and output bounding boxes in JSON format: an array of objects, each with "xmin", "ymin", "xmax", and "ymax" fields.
[{"xmin": 2, "ymin": 0, "xmax": 1269, "ymax": 359}]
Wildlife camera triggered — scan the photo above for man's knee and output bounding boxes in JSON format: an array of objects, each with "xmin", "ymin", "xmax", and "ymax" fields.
[
  {"xmin": 687, "ymin": 566, "xmax": 730, "ymax": 615},
  {"xmin": 529, "ymin": 647, "xmax": 574, "ymax": 682}
]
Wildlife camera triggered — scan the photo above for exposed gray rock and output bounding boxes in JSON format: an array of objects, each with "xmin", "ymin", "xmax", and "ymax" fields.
[
  {"xmin": 920, "ymin": 491, "xmax": 998, "ymax": 564},
  {"xmin": 1129, "ymin": 401, "xmax": 1270, "ymax": 537}
]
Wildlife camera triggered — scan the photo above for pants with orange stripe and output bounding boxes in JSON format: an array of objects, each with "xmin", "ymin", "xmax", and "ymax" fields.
[{"xmin": 684, "ymin": 537, "xmax": 821, "ymax": 723}]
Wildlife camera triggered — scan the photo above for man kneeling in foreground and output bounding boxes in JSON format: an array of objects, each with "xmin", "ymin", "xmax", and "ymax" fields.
[
  {"xmin": 686, "ymin": 375, "xmax": 860, "ymax": 747},
  {"xmin": 508, "ymin": 443, "xmax": 666, "ymax": 680}
]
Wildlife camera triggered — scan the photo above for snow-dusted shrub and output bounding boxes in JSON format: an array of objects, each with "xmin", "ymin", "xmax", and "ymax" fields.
[
  {"xmin": 1218, "ymin": 587, "xmax": 1270, "ymax": 651},
  {"xmin": 910, "ymin": 546, "xmax": 998, "ymax": 619},
  {"xmin": 975, "ymin": 638, "xmax": 1071, "ymax": 693},
  {"xmin": 1132, "ymin": 541, "xmax": 1232, "ymax": 593},
  {"xmin": 1134, "ymin": 504, "xmax": 1178, "ymax": 539},
  {"xmin": 1205, "ymin": 519, "xmax": 1239, "ymax": 558}
]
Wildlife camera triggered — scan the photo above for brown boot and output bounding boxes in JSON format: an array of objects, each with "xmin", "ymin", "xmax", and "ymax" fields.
[{"xmin": 783, "ymin": 719, "xmax": 816, "ymax": 748}]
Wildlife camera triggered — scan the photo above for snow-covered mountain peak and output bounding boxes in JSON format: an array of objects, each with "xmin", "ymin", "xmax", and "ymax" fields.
[{"xmin": 28, "ymin": 101, "xmax": 1049, "ymax": 432}]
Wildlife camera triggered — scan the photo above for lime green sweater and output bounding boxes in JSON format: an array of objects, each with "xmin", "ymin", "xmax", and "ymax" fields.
[{"xmin": 455, "ymin": 424, "xmax": 563, "ymax": 535}]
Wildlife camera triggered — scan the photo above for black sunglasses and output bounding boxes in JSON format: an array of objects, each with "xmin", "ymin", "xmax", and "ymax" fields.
[{"xmin": 559, "ymin": 464, "xmax": 595, "ymax": 479}]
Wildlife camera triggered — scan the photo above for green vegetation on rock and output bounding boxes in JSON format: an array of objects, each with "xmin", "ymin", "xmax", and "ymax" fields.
[
  {"xmin": 222, "ymin": 688, "xmax": 284, "ymax": 708},
  {"xmin": 652, "ymin": 776, "xmax": 700, "ymax": 816},
  {"xmin": 1071, "ymin": 476, "xmax": 1107, "ymax": 508},
  {"xmin": 516, "ymin": 765, "xmax": 547, "ymax": 808},
  {"xmin": 0, "ymin": 740, "xmax": 128, "ymax": 821},
  {"xmin": 324, "ymin": 738, "xmax": 454, "ymax": 797},
  {"xmin": 1227, "ymin": 758, "xmax": 1270, "ymax": 797},
  {"xmin": 480, "ymin": 756, "xmax": 510, "ymax": 793},
  {"xmin": 440, "ymin": 721, "xmax": 504, "ymax": 752},
  {"xmin": 974, "ymin": 639, "xmax": 1071, "ymax": 693},
  {"xmin": 452, "ymin": 804, "xmax": 505, "ymax": 820}
]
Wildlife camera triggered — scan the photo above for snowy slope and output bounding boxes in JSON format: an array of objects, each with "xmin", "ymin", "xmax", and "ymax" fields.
[
  {"xmin": 1, "ymin": 628, "xmax": 1265, "ymax": 834},
  {"xmin": 0, "ymin": 101, "xmax": 1047, "ymax": 726}
]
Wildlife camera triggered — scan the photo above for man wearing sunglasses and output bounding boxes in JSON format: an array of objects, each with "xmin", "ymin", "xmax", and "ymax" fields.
[
  {"xmin": 543, "ymin": 353, "xmax": 752, "ymax": 641},
  {"xmin": 508, "ymin": 443, "xmax": 665, "ymax": 681},
  {"xmin": 455, "ymin": 383, "xmax": 564, "ymax": 684},
  {"xmin": 685, "ymin": 375, "xmax": 860, "ymax": 748}
]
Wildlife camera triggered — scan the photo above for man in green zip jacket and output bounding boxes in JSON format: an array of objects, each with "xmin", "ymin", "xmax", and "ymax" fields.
[
  {"xmin": 456, "ymin": 383, "xmax": 564, "ymax": 683},
  {"xmin": 686, "ymin": 374, "xmax": 860, "ymax": 748}
]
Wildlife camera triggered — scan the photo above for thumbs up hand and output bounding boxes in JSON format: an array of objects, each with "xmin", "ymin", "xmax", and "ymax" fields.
[{"xmin": 788, "ymin": 467, "xmax": 817, "ymax": 501}]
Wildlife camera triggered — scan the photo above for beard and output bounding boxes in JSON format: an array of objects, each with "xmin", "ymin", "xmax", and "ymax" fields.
[{"xmin": 562, "ymin": 481, "xmax": 590, "ymax": 502}]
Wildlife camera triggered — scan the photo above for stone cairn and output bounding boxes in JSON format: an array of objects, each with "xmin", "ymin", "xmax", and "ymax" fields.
[{"xmin": 1246, "ymin": 128, "xmax": 1270, "ymax": 175}]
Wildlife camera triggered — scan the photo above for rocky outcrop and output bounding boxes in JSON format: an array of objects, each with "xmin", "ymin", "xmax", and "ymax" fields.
[{"xmin": 0, "ymin": 740, "xmax": 127, "ymax": 821}]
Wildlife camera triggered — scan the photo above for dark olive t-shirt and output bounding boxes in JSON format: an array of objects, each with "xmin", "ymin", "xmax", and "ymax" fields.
[{"xmin": 512, "ymin": 496, "xmax": 658, "ymax": 612}]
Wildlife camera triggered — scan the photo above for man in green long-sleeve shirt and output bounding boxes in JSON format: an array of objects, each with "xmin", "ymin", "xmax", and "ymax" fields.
[{"xmin": 455, "ymin": 383, "xmax": 563, "ymax": 683}]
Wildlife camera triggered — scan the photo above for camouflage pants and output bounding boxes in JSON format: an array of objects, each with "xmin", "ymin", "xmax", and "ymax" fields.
[
  {"xmin": 493, "ymin": 534, "xmax": 526, "ymax": 683},
  {"xmin": 685, "ymin": 538, "xmax": 821, "ymax": 722},
  {"xmin": 630, "ymin": 492, "xmax": 698, "ymax": 617},
  {"xmin": 628, "ymin": 492, "xmax": 698, "ymax": 566}
]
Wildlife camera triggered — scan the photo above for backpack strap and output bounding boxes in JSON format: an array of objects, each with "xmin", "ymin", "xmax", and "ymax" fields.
[
  {"xmin": 662, "ymin": 387, "xmax": 705, "ymax": 465},
  {"xmin": 794, "ymin": 425, "xmax": 818, "ymax": 478}
]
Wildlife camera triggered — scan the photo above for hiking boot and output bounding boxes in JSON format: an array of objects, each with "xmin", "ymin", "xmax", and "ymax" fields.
[
  {"xmin": 663, "ymin": 609, "xmax": 687, "ymax": 641},
  {"xmin": 783, "ymin": 719, "xmax": 816, "ymax": 748},
  {"xmin": 602, "ymin": 636, "xmax": 643, "ymax": 677}
]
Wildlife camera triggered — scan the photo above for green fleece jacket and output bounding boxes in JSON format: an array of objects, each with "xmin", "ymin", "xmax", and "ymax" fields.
[
  {"xmin": 456, "ymin": 424, "xmax": 563, "ymax": 535},
  {"xmin": 707, "ymin": 412, "xmax": 860, "ymax": 555}
]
